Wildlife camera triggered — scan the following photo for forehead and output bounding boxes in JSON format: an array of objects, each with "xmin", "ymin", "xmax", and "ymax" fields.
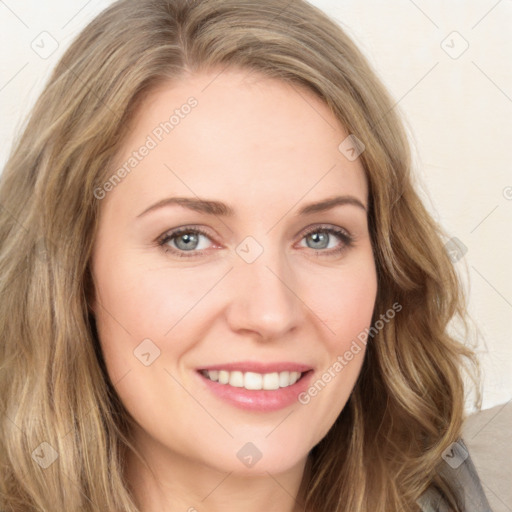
[{"xmin": 105, "ymin": 69, "xmax": 368, "ymax": 215}]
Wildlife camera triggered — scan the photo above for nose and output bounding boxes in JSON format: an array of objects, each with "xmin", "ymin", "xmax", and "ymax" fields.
[{"xmin": 225, "ymin": 247, "xmax": 303, "ymax": 341}]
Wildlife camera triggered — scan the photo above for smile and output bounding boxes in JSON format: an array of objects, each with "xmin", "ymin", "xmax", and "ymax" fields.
[
  {"xmin": 200, "ymin": 369, "xmax": 304, "ymax": 390},
  {"xmin": 196, "ymin": 363, "xmax": 314, "ymax": 411}
]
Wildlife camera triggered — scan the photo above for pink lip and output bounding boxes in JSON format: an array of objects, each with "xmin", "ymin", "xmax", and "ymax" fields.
[
  {"xmin": 196, "ymin": 363, "xmax": 314, "ymax": 412},
  {"xmin": 197, "ymin": 361, "xmax": 313, "ymax": 373}
]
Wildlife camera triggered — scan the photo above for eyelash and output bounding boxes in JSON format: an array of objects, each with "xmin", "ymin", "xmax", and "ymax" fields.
[{"xmin": 157, "ymin": 224, "xmax": 354, "ymax": 259}]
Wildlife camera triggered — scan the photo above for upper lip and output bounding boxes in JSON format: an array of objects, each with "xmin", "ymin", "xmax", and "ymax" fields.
[{"xmin": 197, "ymin": 361, "xmax": 314, "ymax": 373}]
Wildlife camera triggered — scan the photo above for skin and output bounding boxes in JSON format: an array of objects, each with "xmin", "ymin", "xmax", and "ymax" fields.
[{"xmin": 90, "ymin": 68, "xmax": 377, "ymax": 512}]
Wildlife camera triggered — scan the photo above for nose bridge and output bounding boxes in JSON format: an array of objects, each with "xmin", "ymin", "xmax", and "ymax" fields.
[{"xmin": 226, "ymin": 237, "xmax": 302, "ymax": 339}]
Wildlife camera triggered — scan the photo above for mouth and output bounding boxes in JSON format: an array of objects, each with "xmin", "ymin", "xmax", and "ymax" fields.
[
  {"xmin": 196, "ymin": 362, "xmax": 314, "ymax": 411},
  {"xmin": 199, "ymin": 369, "xmax": 307, "ymax": 391}
]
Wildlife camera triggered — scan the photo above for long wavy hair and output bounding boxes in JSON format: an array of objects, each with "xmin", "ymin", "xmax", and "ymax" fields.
[{"xmin": 0, "ymin": 0, "xmax": 479, "ymax": 510}]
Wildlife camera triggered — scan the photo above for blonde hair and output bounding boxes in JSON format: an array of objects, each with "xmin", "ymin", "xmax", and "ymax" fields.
[{"xmin": 0, "ymin": 0, "xmax": 479, "ymax": 510}]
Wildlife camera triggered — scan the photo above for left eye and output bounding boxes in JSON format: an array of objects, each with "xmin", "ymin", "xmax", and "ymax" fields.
[
  {"xmin": 158, "ymin": 225, "xmax": 353, "ymax": 258},
  {"xmin": 299, "ymin": 227, "xmax": 350, "ymax": 251}
]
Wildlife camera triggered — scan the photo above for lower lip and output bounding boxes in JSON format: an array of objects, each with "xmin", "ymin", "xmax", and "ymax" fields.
[{"xmin": 197, "ymin": 371, "xmax": 314, "ymax": 412}]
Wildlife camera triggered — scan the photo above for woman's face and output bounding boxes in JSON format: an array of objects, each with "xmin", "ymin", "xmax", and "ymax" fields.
[{"xmin": 90, "ymin": 69, "xmax": 377, "ymax": 477}]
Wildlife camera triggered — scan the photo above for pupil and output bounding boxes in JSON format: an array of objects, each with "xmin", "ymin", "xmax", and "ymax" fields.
[
  {"xmin": 309, "ymin": 232, "xmax": 327, "ymax": 248},
  {"xmin": 178, "ymin": 233, "xmax": 197, "ymax": 250}
]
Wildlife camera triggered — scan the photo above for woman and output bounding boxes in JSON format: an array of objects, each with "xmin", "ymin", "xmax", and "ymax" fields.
[{"xmin": 0, "ymin": 0, "xmax": 492, "ymax": 510}]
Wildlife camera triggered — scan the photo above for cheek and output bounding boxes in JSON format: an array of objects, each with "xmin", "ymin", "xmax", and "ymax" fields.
[
  {"xmin": 334, "ymin": 278, "xmax": 376, "ymax": 342},
  {"xmin": 296, "ymin": 256, "xmax": 376, "ymax": 426},
  {"xmin": 308, "ymin": 258, "xmax": 378, "ymax": 350},
  {"xmin": 93, "ymin": 256, "xmax": 200, "ymax": 337},
  {"xmin": 91, "ymin": 251, "xmax": 222, "ymax": 383},
  {"xmin": 91, "ymin": 256, "xmax": 202, "ymax": 423}
]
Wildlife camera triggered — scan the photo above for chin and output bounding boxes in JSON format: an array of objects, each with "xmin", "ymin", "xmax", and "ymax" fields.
[{"xmin": 197, "ymin": 437, "xmax": 311, "ymax": 477}]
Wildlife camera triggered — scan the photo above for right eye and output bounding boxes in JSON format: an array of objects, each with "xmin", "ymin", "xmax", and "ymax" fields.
[{"xmin": 158, "ymin": 226, "xmax": 217, "ymax": 258}]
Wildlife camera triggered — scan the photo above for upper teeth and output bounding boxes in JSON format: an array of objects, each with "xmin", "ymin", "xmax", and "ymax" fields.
[{"xmin": 202, "ymin": 370, "xmax": 302, "ymax": 390}]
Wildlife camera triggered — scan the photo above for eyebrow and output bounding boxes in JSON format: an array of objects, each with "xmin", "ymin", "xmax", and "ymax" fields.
[{"xmin": 136, "ymin": 194, "xmax": 367, "ymax": 218}]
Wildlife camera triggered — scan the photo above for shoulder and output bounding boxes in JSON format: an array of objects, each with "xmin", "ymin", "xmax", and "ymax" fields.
[{"xmin": 417, "ymin": 439, "xmax": 493, "ymax": 512}]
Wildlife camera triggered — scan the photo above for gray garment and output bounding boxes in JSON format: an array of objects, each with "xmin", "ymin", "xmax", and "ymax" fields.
[{"xmin": 417, "ymin": 439, "xmax": 493, "ymax": 511}]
